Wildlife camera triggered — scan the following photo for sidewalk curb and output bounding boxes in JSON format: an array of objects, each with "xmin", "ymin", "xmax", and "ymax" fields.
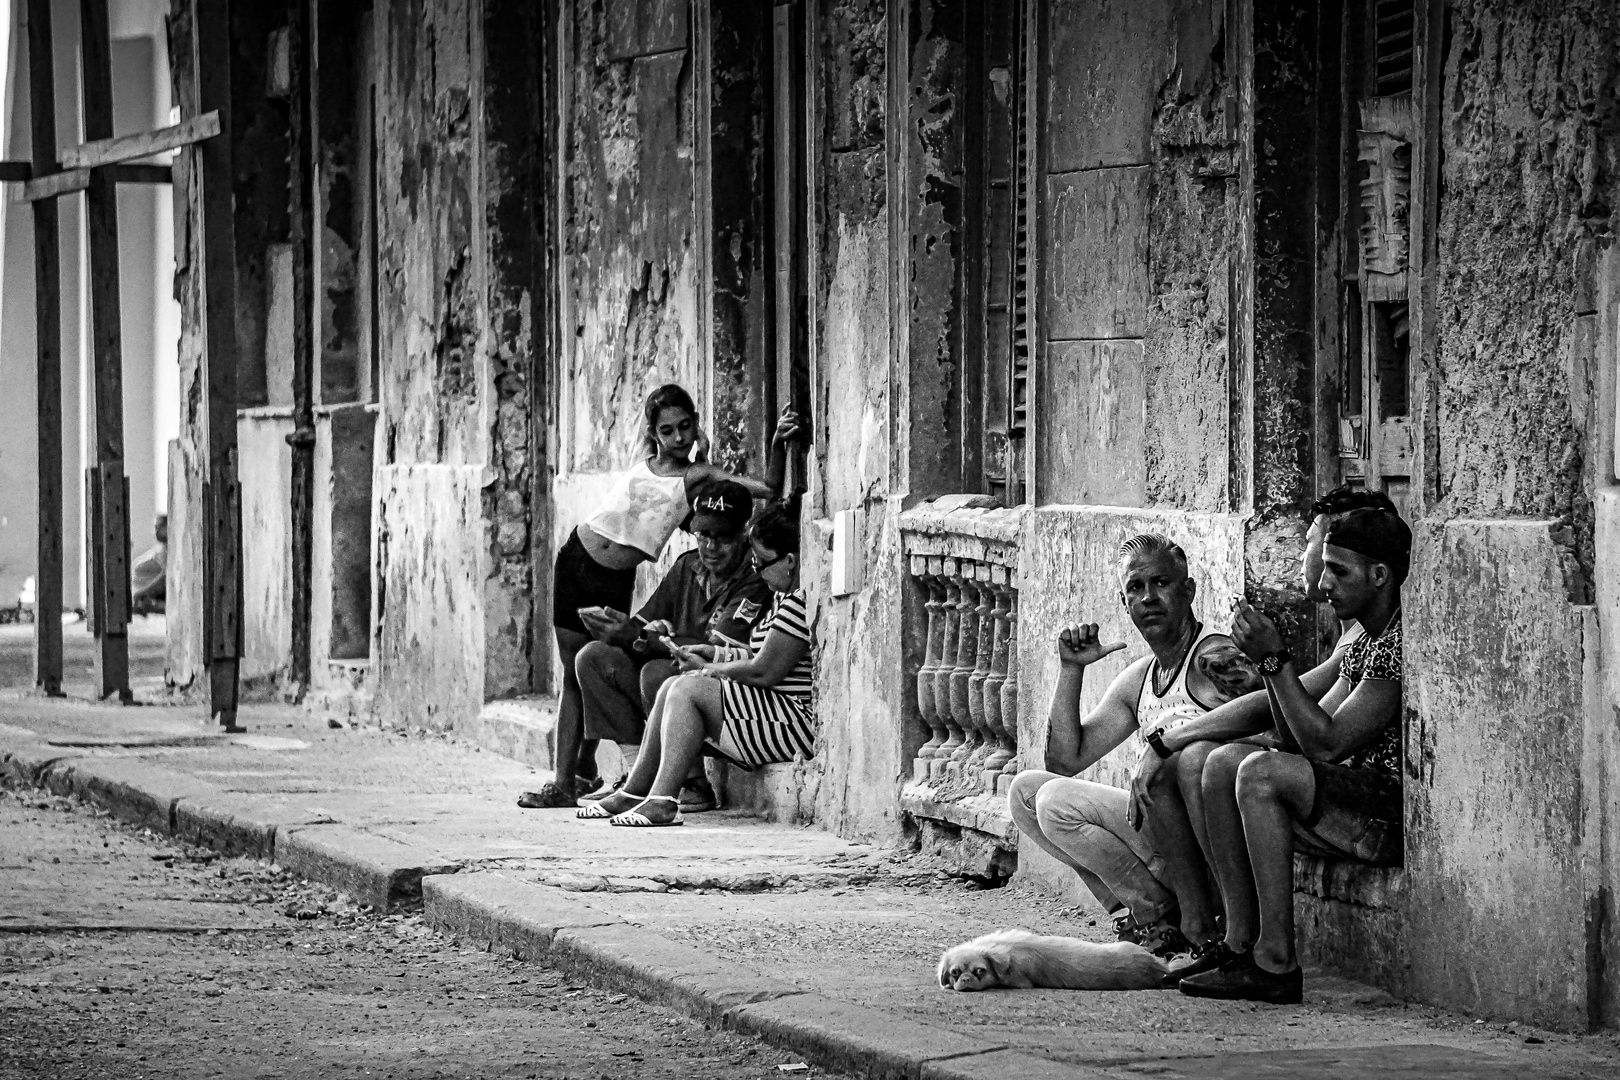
[
  {"xmin": 3, "ymin": 736, "xmax": 1103, "ymax": 1080},
  {"xmin": 42, "ymin": 756, "xmax": 225, "ymax": 835},
  {"xmin": 425, "ymin": 871, "xmax": 1075, "ymax": 1080},
  {"xmin": 276, "ymin": 824, "xmax": 463, "ymax": 910},
  {"xmin": 1, "ymin": 742, "xmax": 84, "ymax": 787}
]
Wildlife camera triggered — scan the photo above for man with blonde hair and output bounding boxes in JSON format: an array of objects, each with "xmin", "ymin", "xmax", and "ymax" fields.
[{"xmin": 1008, "ymin": 534, "xmax": 1260, "ymax": 958}]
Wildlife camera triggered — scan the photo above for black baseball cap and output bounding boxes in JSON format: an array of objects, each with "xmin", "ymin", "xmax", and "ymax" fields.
[
  {"xmin": 1323, "ymin": 507, "xmax": 1412, "ymax": 584},
  {"xmin": 688, "ymin": 479, "xmax": 752, "ymax": 535}
]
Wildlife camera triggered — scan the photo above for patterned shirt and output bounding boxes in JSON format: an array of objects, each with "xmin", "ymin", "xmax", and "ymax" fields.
[
  {"xmin": 1337, "ymin": 611, "xmax": 1402, "ymax": 774},
  {"xmin": 751, "ymin": 589, "xmax": 815, "ymax": 702}
]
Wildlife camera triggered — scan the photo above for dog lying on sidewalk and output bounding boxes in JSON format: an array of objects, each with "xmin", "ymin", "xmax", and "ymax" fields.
[{"xmin": 937, "ymin": 929, "xmax": 1168, "ymax": 991}]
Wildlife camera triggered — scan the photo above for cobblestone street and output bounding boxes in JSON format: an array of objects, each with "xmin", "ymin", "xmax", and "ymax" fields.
[{"xmin": 0, "ymin": 787, "xmax": 844, "ymax": 1080}]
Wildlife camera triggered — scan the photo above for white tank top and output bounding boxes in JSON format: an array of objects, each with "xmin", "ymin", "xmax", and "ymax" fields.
[
  {"xmin": 1136, "ymin": 624, "xmax": 1223, "ymax": 737},
  {"xmin": 582, "ymin": 459, "xmax": 689, "ymax": 557}
]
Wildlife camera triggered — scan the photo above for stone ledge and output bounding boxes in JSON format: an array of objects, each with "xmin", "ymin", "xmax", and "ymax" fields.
[
  {"xmin": 901, "ymin": 784, "xmax": 1018, "ymax": 846},
  {"xmin": 1294, "ymin": 853, "xmax": 1405, "ymax": 910},
  {"xmin": 460, "ymin": 695, "xmax": 558, "ymax": 770},
  {"xmin": 899, "ymin": 499, "xmax": 1027, "ymax": 565}
]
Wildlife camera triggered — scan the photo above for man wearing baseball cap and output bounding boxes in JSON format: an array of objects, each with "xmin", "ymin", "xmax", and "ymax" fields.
[
  {"xmin": 566, "ymin": 478, "xmax": 773, "ymax": 812},
  {"xmin": 1177, "ymin": 507, "xmax": 1411, "ymax": 1004}
]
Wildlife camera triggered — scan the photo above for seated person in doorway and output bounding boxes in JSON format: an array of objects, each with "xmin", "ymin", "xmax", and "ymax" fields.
[
  {"xmin": 1007, "ymin": 533, "xmax": 1262, "ymax": 958},
  {"xmin": 565, "ymin": 479, "xmax": 774, "ymax": 813},
  {"xmin": 131, "ymin": 513, "xmax": 168, "ymax": 616},
  {"xmin": 1177, "ymin": 507, "xmax": 1409, "ymax": 1005},
  {"xmin": 1127, "ymin": 486, "xmax": 1398, "ymax": 973},
  {"xmin": 577, "ymin": 497, "xmax": 814, "ymax": 827}
]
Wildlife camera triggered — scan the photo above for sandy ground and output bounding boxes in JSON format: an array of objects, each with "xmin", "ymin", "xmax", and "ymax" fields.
[{"xmin": 0, "ymin": 787, "xmax": 848, "ymax": 1080}]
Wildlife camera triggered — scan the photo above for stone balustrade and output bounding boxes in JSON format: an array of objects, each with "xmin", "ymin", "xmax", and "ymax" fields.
[
  {"xmin": 909, "ymin": 553, "xmax": 1019, "ymax": 794},
  {"xmin": 900, "ymin": 497, "xmax": 1027, "ymax": 802}
]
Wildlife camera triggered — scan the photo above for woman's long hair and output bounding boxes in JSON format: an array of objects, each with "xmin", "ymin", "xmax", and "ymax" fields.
[
  {"xmin": 640, "ymin": 383, "xmax": 702, "ymax": 459},
  {"xmin": 749, "ymin": 494, "xmax": 802, "ymax": 559}
]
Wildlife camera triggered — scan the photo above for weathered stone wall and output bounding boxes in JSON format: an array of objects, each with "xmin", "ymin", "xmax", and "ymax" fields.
[
  {"xmin": 1435, "ymin": 0, "xmax": 1618, "ymax": 587},
  {"xmin": 780, "ymin": 0, "xmax": 910, "ymax": 842},
  {"xmin": 1404, "ymin": 521, "xmax": 1591, "ymax": 1028},
  {"xmin": 1144, "ymin": 1, "xmax": 1235, "ymax": 514},
  {"xmin": 1382, "ymin": 0, "xmax": 1620, "ymax": 1030}
]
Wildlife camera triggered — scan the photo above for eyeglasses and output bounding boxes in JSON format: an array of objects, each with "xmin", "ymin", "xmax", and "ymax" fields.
[{"xmin": 752, "ymin": 550, "xmax": 789, "ymax": 572}]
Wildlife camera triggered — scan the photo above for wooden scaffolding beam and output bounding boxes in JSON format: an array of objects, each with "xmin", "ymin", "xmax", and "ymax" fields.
[
  {"xmin": 192, "ymin": 0, "xmax": 244, "ymax": 731},
  {"xmin": 18, "ymin": 0, "xmax": 238, "ymax": 720},
  {"xmin": 78, "ymin": 0, "xmax": 132, "ymax": 702},
  {"xmin": 26, "ymin": 0, "xmax": 62, "ymax": 697}
]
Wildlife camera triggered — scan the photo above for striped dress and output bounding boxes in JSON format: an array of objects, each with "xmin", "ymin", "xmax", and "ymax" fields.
[{"xmin": 713, "ymin": 589, "xmax": 816, "ymax": 768}]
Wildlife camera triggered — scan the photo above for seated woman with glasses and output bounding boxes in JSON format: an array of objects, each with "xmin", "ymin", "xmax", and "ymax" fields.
[{"xmin": 576, "ymin": 496, "xmax": 814, "ymax": 827}]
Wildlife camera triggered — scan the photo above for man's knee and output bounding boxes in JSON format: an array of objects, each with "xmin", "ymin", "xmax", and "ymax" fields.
[
  {"xmin": 575, "ymin": 640, "xmax": 625, "ymax": 684},
  {"xmin": 1235, "ymin": 752, "xmax": 1307, "ymax": 808},
  {"xmin": 1173, "ymin": 740, "xmax": 1218, "ymax": 786},
  {"xmin": 1007, "ymin": 770, "xmax": 1051, "ymax": 819},
  {"xmin": 1202, "ymin": 743, "xmax": 1254, "ymax": 787},
  {"xmin": 1033, "ymin": 778, "xmax": 1114, "ymax": 833}
]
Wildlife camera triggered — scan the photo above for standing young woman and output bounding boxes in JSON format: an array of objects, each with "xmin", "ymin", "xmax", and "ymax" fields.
[
  {"xmin": 576, "ymin": 497, "xmax": 815, "ymax": 827},
  {"xmin": 518, "ymin": 384, "xmax": 801, "ymax": 807}
]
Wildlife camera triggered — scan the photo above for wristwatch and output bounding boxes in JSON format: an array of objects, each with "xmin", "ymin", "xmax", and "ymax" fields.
[
  {"xmin": 1145, "ymin": 727, "xmax": 1172, "ymax": 760},
  {"xmin": 1257, "ymin": 649, "xmax": 1293, "ymax": 676}
]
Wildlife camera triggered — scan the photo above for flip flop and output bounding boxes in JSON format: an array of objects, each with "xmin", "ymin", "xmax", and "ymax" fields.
[
  {"xmin": 577, "ymin": 790, "xmax": 645, "ymax": 819},
  {"xmin": 608, "ymin": 795, "xmax": 684, "ymax": 828}
]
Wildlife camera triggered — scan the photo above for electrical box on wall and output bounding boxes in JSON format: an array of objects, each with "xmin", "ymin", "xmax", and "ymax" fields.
[{"xmin": 830, "ymin": 509, "xmax": 862, "ymax": 597}]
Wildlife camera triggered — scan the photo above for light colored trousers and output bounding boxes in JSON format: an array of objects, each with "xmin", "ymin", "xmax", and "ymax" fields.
[{"xmin": 1007, "ymin": 770, "xmax": 1176, "ymax": 925}]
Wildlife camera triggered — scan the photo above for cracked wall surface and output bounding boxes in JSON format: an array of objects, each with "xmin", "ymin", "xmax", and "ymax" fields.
[{"xmin": 1434, "ymin": 0, "xmax": 1618, "ymax": 581}]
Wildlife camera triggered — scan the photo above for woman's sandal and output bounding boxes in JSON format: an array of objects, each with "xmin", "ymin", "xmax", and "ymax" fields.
[
  {"xmin": 577, "ymin": 789, "xmax": 645, "ymax": 819},
  {"xmin": 607, "ymin": 795, "xmax": 684, "ymax": 828}
]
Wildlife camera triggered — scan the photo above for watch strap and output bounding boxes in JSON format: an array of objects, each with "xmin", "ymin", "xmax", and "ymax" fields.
[{"xmin": 1145, "ymin": 727, "xmax": 1173, "ymax": 760}]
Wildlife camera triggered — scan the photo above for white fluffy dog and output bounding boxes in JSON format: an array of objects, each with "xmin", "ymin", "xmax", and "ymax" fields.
[{"xmin": 937, "ymin": 929, "xmax": 1168, "ymax": 992}]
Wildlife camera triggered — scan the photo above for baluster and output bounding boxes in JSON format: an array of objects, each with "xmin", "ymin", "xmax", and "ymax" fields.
[
  {"xmin": 932, "ymin": 559, "xmax": 965, "ymax": 775},
  {"xmin": 948, "ymin": 562, "xmax": 983, "ymax": 772},
  {"xmin": 980, "ymin": 568, "xmax": 1015, "ymax": 783},
  {"xmin": 912, "ymin": 555, "xmax": 948, "ymax": 778},
  {"xmin": 966, "ymin": 561, "xmax": 997, "ymax": 775},
  {"xmin": 998, "ymin": 580, "xmax": 1021, "ymax": 788}
]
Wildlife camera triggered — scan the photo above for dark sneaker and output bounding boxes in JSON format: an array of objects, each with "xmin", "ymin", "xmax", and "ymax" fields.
[
  {"xmin": 516, "ymin": 782, "xmax": 574, "ymax": 809},
  {"xmin": 1178, "ymin": 949, "xmax": 1303, "ymax": 1004},
  {"xmin": 1139, "ymin": 921, "xmax": 1194, "ymax": 960},
  {"xmin": 679, "ymin": 775, "xmax": 718, "ymax": 813},
  {"xmin": 1163, "ymin": 939, "xmax": 1235, "ymax": 987}
]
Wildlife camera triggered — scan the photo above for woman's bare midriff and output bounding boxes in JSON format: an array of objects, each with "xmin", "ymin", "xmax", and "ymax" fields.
[{"xmin": 577, "ymin": 522, "xmax": 652, "ymax": 570}]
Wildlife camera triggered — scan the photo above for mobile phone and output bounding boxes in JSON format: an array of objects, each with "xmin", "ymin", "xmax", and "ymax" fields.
[
  {"xmin": 709, "ymin": 630, "xmax": 747, "ymax": 649},
  {"xmin": 655, "ymin": 634, "xmax": 700, "ymax": 663}
]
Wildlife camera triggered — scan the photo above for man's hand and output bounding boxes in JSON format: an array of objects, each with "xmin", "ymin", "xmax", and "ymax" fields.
[
  {"xmin": 1057, "ymin": 623, "xmax": 1127, "ymax": 669},
  {"xmin": 1230, "ymin": 599, "xmax": 1285, "ymax": 663},
  {"xmin": 1126, "ymin": 742, "xmax": 1164, "ymax": 831}
]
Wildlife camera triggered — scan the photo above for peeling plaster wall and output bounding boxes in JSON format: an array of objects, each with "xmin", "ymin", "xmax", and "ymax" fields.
[
  {"xmin": 363, "ymin": 0, "xmax": 552, "ymax": 723},
  {"xmin": 373, "ymin": 465, "xmax": 487, "ymax": 729},
  {"xmin": 561, "ymin": 0, "xmax": 701, "ymax": 472},
  {"xmin": 1012, "ymin": 506, "xmax": 1245, "ymax": 901}
]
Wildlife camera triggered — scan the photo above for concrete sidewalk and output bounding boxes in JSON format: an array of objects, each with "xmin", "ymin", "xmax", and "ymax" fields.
[{"xmin": 2, "ymin": 692, "xmax": 1616, "ymax": 1080}]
